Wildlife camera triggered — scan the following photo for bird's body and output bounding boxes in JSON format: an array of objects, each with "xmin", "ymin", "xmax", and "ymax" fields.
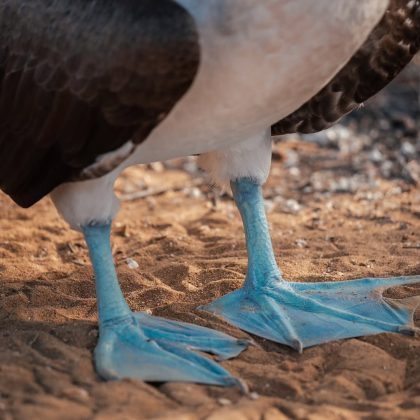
[
  {"xmin": 52, "ymin": 0, "xmax": 393, "ymax": 227},
  {"xmin": 0, "ymin": 0, "xmax": 419, "ymax": 387},
  {"xmin": 131, "ymin": 0, "xmax": 386, "ymax": 162}
]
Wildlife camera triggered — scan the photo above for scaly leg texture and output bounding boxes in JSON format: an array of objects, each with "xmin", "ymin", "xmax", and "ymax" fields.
[
  {"xmin": 83, "ymin": 224, "xmax": 249, "ymax": 387},
  {"xmin": 201, "ymin": 178, "xmax": 420, "ymax": 351}
]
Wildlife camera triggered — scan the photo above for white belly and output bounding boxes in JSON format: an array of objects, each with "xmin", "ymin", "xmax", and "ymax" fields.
[{"xmin": 125, "ymin": 0, "xmax": 388, "ymax": 166}]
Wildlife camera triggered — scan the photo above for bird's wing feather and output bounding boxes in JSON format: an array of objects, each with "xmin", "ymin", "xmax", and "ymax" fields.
[
  {"xmin": 0, "ymin": 0, "xmax": 199, "ymax": 207},
  {"xmin": 272, "ymin": 0, "xmax": 420, "ymax": 136}
]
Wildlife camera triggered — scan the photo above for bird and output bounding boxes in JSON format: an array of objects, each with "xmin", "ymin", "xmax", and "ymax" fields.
[{"xmin": 0, "ymin": 0, "xmax": 419, "ymax": 389}]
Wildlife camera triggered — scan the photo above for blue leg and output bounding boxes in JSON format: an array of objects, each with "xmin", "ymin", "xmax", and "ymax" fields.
[
  {"xmin": 201, "ymin": 178, "xmax": 420, "ymax": 351},
  {"xmin": 83, "ymin": 224, "xmax": 249, "ymax": 388}
]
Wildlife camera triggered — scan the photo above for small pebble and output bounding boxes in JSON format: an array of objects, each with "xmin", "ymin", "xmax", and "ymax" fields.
[
  {"xmin": 183, "ymin": 161, "xmax": 198, "ymax": 173},
  {"xmin": 369, "ymin": 148, "xmax": 384, "ymax": 163},
  {"xmin": 126, "ymin": 258, "xmax": 139, "ymax": 269},
  {"xmin": 188, "ymin": 187, "xmax": 202, "ymax": 199},
  {"xmin": 286, "ymin": 199, "xmax": 301, "ymax": 213},
  {"xmin": 149, "ymin": 162, "xmax": 164, "ymax": 172},
  {"xmin": 295, "ymin": 239, "xmax": 308, "ymax": 248},
  {"xmin": 249, "ymin": 392, "xmax": 259, "ymax": 400},
  {"xmin": 289, "ymin": 167, "xmax": 300, "ymax": 177},
  {"xmin": 62, "ymin": 387, "xmax": 90, "ymax": 403},
  {"xmin": 401, "ymin": 141, "xmax": 416, "ymax": 157},
  {"xmin": 217, "ymin": 398, "xmax": 232, "ymax": 406}
]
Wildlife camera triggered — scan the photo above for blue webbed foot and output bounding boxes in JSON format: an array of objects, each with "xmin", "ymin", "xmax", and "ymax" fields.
[
  {"xmin": 95, "ymin": 312, "xmax": 249, "ymax": 387},
  {"xmin": 201, "ymin": 275, "xmax": 420, "ymax": 351},
  {"xmin": 83, "ymin": 223, "xmax": 249, "ymax": 388},
  {"xmin": 202, "ymin": 178, "xmax": 420, "ymax": 351}
]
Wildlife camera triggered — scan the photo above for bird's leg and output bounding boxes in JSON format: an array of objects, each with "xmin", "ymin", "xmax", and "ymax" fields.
[
  {"xmin": 82, "ymin": 223, "xmax": 248, "ymax": 387},
  {"xmin": 202, "ymin": 178, "xmax": 420, "ymax": 351}
]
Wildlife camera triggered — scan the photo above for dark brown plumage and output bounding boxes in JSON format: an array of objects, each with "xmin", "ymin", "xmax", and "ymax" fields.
[
  {"xmin": 272, "ymin": 0, "xmax": 420, "ymax": 136},
  {"xmin": 0, "ymin": 0, "xmax": 199, "ymax": 207}
]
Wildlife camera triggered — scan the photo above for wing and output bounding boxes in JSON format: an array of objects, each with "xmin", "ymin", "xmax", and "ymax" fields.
[
  {"xmin": 0, "ymin": 0, "xmax": 200, "ymax": 207},
  {"xmin": 272, "ymin": 0, "xmax": 420, "ymax": 136}
]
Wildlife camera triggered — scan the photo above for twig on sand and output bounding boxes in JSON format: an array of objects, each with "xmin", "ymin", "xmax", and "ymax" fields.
[
  {"xmin": 402, "ymin": 243, "xmax": 420, "ymax": 249},
  {"xmin": 119, "ymin": 187, "xmax": 175, "ymax": 201},
  {"xmin": 119, "ymin": 179, "xmax": 204, "ymax": 201}
]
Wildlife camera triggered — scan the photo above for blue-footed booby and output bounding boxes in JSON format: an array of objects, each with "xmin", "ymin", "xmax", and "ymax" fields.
[{"xmin": 0, "ymin": 0, "xmax": 419, "ymax": 388}]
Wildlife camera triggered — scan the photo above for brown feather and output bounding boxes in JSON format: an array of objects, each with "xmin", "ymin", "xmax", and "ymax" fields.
[{"xmin": 0, "ymin": 0, "xmax": 199, "ymax": 207}]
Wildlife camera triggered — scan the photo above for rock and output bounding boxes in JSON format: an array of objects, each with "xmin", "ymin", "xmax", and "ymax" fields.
[{"xmin": 126, "ymin": 258, "xmax": 139, "ymax": 269}]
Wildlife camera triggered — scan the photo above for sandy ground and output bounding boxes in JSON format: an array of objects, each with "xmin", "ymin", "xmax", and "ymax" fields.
[{"xmin": 0, "ymin": 68, "xmax": 419, "ymax": 419}]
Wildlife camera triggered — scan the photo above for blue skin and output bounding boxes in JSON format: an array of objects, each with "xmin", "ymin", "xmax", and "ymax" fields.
[
  {"xmin": 202, "ymin": 178, "xmax": 420, "ymax": 351},
  {"xmin": 82, "ymin": 223, "xmax": 249, "ymax": 388}
]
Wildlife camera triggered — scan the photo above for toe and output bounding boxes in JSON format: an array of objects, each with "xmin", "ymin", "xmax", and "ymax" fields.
[
  {"xmin": 134, "ymin": 312, "xmax": 250, "ymax": 360},
  {"xmin": 94, "ymin": 317, "xmax": 245, "ymax": 387}
]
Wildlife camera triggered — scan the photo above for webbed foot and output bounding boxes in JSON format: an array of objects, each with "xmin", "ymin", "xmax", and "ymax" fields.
[
  {"xmin": 205, "ymin": 178, "xmax": 420, "ymax": 350},
  {"xmin": 95, "ymin": 312, "xmax": 249, "ymax": 387},
  {"xmin": 202, "ymin": 275, "xmax": 420, "ymax": 351}
]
